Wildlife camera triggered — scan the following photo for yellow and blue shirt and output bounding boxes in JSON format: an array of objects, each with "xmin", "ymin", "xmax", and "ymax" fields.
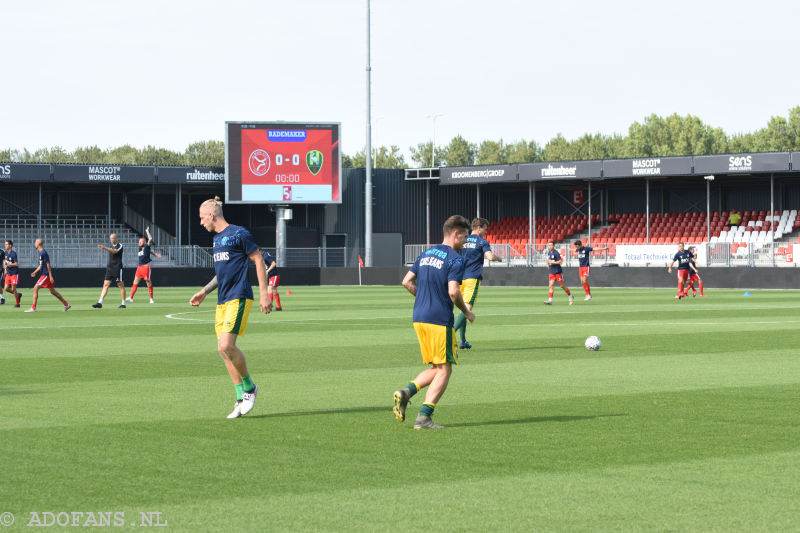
[
  {"xmin": 213, "ymin": 224, "xmax": 258, "ymax": 305},
  {"xmin": 461, "ymin": 234, "xmax": 492, "ymax": 280},
  {"xmin": 410, "ymin": 244, "xmax": 465, "ymax": 327}
]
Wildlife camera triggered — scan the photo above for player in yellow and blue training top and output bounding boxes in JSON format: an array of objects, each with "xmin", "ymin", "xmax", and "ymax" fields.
[
  {"xmin": 190, "ymin": 196, "xmax": 272, "ymax": 419},
  {"xmin": 392, "ymin": 215, "xmax": 475, "ymax": 430},
  {"xmin": 453, "ymin": 217, "xmax": 502, "ymax": 349}
]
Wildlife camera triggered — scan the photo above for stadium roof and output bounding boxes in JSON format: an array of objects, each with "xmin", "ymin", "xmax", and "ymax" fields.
[{"xmin": 404, "ymin": 151, "xmax": 800, "ymax": 185}]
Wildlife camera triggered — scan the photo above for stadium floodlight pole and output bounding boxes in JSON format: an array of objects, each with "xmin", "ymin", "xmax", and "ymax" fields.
[
  {"xmin": 364, "ymin": 0, "xmax": 373, "ymax": 267},
  {"xmin": 425, "ymin": 113, "xmax": 444, "ymax": 167},
  {"xmin": 38, "ymin": 183, "xmax": 43, "ymax": 234},
  {"xmin": 704, "ymin": 176, "xmax": 714, "ymax": 253},
  {"xmin": 770, "ymin": 173, "xmax": 775, "ymax": 267},
  {"xmin": 587, "ymin": 180, "xmax": 592, "ymax": 248},
  {"xmin": 645, "ymin": 179, "xmax": 650, "ymax": 243},
  {"xmin": 107, "ymin": 184, "xmax": 112, "ymax": 233}
]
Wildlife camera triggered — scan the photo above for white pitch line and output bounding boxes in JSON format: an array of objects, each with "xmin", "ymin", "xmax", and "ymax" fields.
[
  {"xmin": 9, "ymin": 322, "xmax": 178, "ymax": 330},
  {"xmin": 164, "ymin": 310, "xmax": 214, "ymax": 322},
  {"xmin": 8, "ymin": 303, "xmax": 800, "ymax": 331},
  {"xmin": 497, "ymin": 319, "xmax": 800, "ymax": 328}
]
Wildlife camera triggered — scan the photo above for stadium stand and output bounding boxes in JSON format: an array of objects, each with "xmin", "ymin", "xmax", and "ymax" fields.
[
  {"xmin": 484, "ymin": 214, "xmax": 602, "ymax": 255},
  {"xmin": 482, "ymin": 210, "xmax": 800, "ymax": 259},
  {"xmin": 591, "ymin": 210, "xmax": 799, "ymax": 246},
  {"xmin": 1, "ymin": 215, "xmax": 150, "ymax": 266}
]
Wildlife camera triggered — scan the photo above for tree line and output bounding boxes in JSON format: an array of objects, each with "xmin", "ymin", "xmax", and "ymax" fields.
[
  {"xmin": 3, "ymin": 107, "xmax": 799, "ymax": 169},
  {"xmin": 0, "ymin": 140, "xmax": 225, "ymax": 167}
]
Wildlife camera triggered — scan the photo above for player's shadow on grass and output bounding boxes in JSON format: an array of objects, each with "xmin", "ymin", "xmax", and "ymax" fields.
[
  {"xmin": 248, "ymin": 406, "xmax": 387, "ymax": 419},
  {"xmin": 447, "ymin": 413, "xmax": 627, "ymax": 428}
]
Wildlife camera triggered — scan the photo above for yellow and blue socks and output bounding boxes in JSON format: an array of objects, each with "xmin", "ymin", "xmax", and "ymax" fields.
[
  {"xmin": 419, "ymin": 402, "xmax": 435, "ymax": 418},
  {"xmin": 405, "ymin": 381, "xmax": 420, "ymax": 398}
]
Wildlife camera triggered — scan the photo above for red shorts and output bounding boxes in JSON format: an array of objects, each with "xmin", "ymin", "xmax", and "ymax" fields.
[
  {"xmin": 689, "ymin": 274, "xmax": 700, "ymax": 281},
  {"xmin": 36, "ymin": 275, "xmax": 54, "ymax": 289},
  {"xmin": 268, "ymin": 274, "xmax": 280, "ymax": 288},
  {"xmin": 579, "ymin": 266, "xmax": 590, "ymax": 278},
  {"xmin": 5, "ymin": 274, "xmax": 19, "ymax": 286},
  {"xmin": 677, "ymin": 270, "xmax": 689, "ymax": 281},
  {"xmin": 135, "ymin": 264, "xmax": 151, "ymax": 281},
  {"xmin": 549, "ymin": 273, "xmax": 564, "ymax": 282}
]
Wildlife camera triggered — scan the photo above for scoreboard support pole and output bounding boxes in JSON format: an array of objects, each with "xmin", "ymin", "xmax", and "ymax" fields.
[{"xmin": 274, "ymin": 206, "xmax": 292, "ymax": 268}]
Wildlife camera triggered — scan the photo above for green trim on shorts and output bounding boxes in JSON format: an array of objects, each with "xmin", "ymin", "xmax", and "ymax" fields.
[
  {"xmin": 231, "ymin": 298, "xmax": 247, "ymax": 335},
  {"xmin": 446, "ymin": 327, "xmax": 457, "ymax": 364},
  {"xmin": 468, "ymin": 278, "xmax": 481, "ymax": 305}
]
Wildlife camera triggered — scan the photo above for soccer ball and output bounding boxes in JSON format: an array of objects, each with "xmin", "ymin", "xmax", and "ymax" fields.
[{"xmin": 585, "ymin": 336, "xmax": 601, "ymax": 351}]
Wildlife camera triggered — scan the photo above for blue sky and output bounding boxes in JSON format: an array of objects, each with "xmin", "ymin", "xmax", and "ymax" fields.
[{"xmin": 2, "ymin": 0, "xmax": 798, "ymax": 159}]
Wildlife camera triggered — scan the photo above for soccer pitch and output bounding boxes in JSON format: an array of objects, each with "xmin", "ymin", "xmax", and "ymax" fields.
[{"xmin": 2, "ymin": 286, "xmax": 799, "ymax": 531}]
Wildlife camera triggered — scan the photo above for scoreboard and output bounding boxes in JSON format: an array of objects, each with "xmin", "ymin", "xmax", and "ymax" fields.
[{"xmin": 225, "ymin": 121, "xmax": 341, "ymax": 204}]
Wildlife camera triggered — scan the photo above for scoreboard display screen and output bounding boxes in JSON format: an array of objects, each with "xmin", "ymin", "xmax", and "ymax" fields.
[{"xmin": 225, "ymin": 121, "xmax": 341, "ymax": 204}]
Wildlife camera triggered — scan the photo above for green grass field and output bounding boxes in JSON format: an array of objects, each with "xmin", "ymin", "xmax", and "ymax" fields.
[{"xmin": 1, "ymin": 285, "xmax": 799, "ymax": 531}]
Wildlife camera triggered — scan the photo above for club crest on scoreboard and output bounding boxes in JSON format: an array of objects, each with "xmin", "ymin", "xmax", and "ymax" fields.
[
  {"xmin": 306, "ymin": 150, "xmax": 323, "ymax": 175},
  {"xmin": 248, "ymin": 149, "xmax": 270, "ymax": 176}
]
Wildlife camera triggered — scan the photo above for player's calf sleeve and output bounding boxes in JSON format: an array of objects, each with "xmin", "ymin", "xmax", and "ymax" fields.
[
  {"xmin": 699, "ymin": 281, "xmax": 704, "ymax": 294},
  {"xmin": 148, "ymin": 286, "xmax": 153, "ymax": 298},
  {"xmin": 273, "ymin": 293, "xmax": 281, "ymax": 307},
  {"xmin": 583, "ymin": 283, "xmax": 590, "ymax": 295},
  {"xmin": 129, "ymin": 285, "xmax": 138, "ymax": 298},
  {"xmin": 453, "ymin": 313, "xmax": 466, "ymax": 340}
]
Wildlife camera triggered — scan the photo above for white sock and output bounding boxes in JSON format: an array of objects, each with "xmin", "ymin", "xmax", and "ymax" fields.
[{"xmin": 98, "ymin": 299, "xmax": 103, "ymax": 304}]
